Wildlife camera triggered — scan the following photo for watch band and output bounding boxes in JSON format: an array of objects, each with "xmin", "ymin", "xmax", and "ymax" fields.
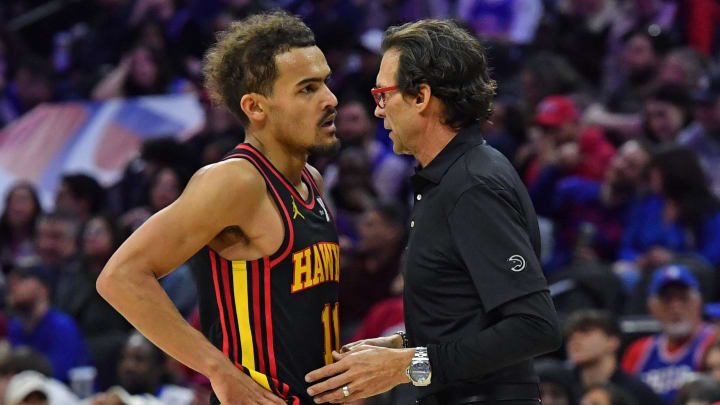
[
  {"xmin": 414, "ymin": 346, "xmax": 429, "ymax": 361},
  {"xmin": 394, "ymin": 331, "xmax": 408, "ymax": 348},
  {"xmin": 406, "ymin": 346, "xmax": 431, "ymax": 386}
]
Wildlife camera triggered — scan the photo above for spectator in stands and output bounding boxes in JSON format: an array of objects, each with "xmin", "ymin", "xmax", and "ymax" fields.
[
  {"xmin": 4, "ymin": 370, "xmax": 50, "ymax": 405},
  {"xmin": 622, "ymin": 265, "xmax": 718, "ymax": 403},
  {"xmin": 0, "ymin": 182, "xmax": 42, "ymax": 270},
  {"xmin": 678, "ymin": 76, "xmax": 720, "ymax": 198},
  {"xmin": 119, "ymin": 165, "xmax": 190, "ymax": 235},
  {"xmin": 6, "ymin": 265, "xmax": 90, "ymax": 383},
  {"xmin": 606, "ymin": 1, "xmax": 678, "ymax": 89},
  {"xmin": 642, "ymin": 84, "xmax": 693, "ymax": 145},
  {"xmin": 614, "ymin": 147, "xmax": 720, "ymax": 291},
  {"xmin": 518, "ymin": 52, "xmax": 581, "ymax": 114},
  {"xmin": 583, "ymin": 26, "xmax": 669, "ymax": 139},
  {"xmin": 324, "ymin": 99, "xmax": 410, "ymax": 202},
  {"xmin": 523, "ymin": 95, "xmax": 615, "ymax": 188},
  {"xmin": 115, "ymin": 331, "xmax": 192, "ymax": 405},
  {"xmin": 55, "ymin": 174, "xmax": 106, "ymax": 225},
  {"xmin": 34, "ymin": 212, "xmax": 83, "ymax": 298},
  {"xmin": 657, "ymin": 48, "xmax": 709, "ymax": 91},
  {"xmin": 0, "ymin": 346, "xmax": 78, "ymax": 405},
  {"xmin": 54, "ymin": 215, "xmax": 130, "ymax": 389},
  {"xmin": 108, "ymin": 137, "xmax": 192, "ymax": 215},
  {"xmin": 0, "ymin": 57, "xmax": 54, "ymax": 125},
  {"xmin": 604, "ymin": 26, "xmax": 667, "ymax": 116},
  {"xmin": 532, "ymin": 139, "xmax": 650, "ymax": 272},
  {"xmin": 565, "ymin": 310, "xmax": 661, "ymax": 405},
  {"xmin": 91, "ymin": 45, "xmax": 178, "ymax": 101}
]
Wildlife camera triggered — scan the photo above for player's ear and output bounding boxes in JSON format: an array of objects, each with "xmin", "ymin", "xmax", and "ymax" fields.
[{"xmin": 241, "ymin": 93, "xmax": 266, "ymax": 123}]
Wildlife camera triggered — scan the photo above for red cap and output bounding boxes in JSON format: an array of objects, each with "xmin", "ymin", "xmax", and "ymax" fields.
[{"xmin": 535, "ymin": 95, "xmax": 578, "ymax": 127}]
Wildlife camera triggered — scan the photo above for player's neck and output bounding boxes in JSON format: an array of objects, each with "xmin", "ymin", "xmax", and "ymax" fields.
[{"xmin": 245, "ymin": 133, "xmax": 308, "ymax": 185}]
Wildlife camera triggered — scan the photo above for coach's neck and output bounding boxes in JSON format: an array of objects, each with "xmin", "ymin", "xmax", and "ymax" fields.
[{"xmin": 413, "ymin": 101, "xmax": 458, "ymax": 168}]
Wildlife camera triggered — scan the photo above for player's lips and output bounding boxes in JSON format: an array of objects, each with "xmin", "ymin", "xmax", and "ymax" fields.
[
  {"xmin": 320, "ymin": 122, "xmax": 336, "ymax": 132},
  {"xmin": 319, "ymin": 113, "xmax": 336, "ymax": 127}
]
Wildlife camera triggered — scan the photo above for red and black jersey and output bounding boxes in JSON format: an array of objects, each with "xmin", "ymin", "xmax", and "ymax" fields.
[{"xmin": 189, "ymin": 144, "xmax": 340, "ymax": 405}]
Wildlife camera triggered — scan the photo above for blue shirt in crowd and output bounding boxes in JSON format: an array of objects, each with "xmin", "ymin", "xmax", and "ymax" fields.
[
  {"xmin": 9, "ymin": 309, "xmax": 91, "ymax": 382},
  {"xmin": 620, "ymin": 194, "xmax": 720, "ymax": 267}
]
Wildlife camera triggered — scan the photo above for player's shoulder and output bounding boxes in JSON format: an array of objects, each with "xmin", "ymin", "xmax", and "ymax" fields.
[{"xmin": 186, "ymin": 159, "xmax": 266, "ymax": 205}]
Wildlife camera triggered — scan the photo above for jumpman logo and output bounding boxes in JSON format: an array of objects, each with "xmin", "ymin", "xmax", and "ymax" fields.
[{"xmin": 292, "ymin": 197, "xmax": 305, "ymax": 220}]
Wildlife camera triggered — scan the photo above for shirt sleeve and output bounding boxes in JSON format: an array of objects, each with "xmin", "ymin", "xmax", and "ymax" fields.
[
  {"xmin": 448, "ymin": 183, "xmax": 548, "ymax": 312},
  {"xmin": 427, "ymin": 290, "xmax": 561, "ymax": 385}
]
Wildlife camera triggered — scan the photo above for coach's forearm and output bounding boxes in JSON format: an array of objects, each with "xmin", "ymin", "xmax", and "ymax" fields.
[
  {"xmin": 426, "ymin": 291, "xmax": 561, "ymax": 385},
  {"xmin": 97, "ymin": 262, "xmax": 229, "ymax": 379}
]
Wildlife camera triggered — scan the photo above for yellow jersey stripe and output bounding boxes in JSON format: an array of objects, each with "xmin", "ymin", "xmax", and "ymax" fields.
[
  {"xmin": 232, "ymin": 261, "xmax": 255, "ymax": 370},
  {"xmin": 249, "ymin": 368, "xmax": 272, "ymax": 391}
]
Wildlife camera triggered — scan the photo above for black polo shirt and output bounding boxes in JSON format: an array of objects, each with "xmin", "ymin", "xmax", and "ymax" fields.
[{"xmin": 404, "ymin": 125, "xmax": 557, "ymax": 396}]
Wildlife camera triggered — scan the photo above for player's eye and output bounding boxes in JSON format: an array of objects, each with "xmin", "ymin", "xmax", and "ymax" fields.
[{"xmin": 301, "ymin": 85, "xmax": 317, "ymax": 94}]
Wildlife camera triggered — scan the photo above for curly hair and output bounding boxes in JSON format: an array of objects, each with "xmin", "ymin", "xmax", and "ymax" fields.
[
  {"xmin": 381, "ymin": 19, "xmax": 496, "ymax": 130},
  {"xmin": 203, "ymin": 10, "xmax": 315, "ymax": 126}
]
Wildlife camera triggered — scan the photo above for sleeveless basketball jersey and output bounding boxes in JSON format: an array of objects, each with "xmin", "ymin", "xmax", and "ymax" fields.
[
  {"xmin": 189, "ymin": 144, "xmax": 340, "ymax": 405},
  {"xmin": 627, "ymin": 323, "xmax": 717, "ymax": 403}
]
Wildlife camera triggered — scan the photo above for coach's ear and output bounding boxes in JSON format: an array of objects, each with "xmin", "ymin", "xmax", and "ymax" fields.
[
  {"xmin": 414, "ymin": 83, "xmax": 432, "ymax": 113},
  {"xmin": 240, "ymin": 93, "xmax": 266, "ymax": 124}
]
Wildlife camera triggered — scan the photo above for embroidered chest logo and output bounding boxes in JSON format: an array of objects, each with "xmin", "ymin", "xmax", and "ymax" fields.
[
  {"xmin": 292, "ymin": 197, "xmax": 305, "ymax": 220},
  {"xmin": 508, "ymin": 255, "xmax": 526, "ymax": 272}
]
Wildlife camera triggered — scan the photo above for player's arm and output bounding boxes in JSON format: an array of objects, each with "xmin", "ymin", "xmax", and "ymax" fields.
[{"xmin": 97, "ymin": 160, "xmax": 284, "ymax": 405}]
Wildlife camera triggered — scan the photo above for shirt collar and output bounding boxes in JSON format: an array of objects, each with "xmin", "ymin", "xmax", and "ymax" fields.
[{"xmin": 412, "ymin": 124, "xmax": 485, "ymax": 186}]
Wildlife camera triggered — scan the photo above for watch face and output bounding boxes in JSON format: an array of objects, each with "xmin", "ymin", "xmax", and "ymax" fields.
[{"xmin": 409, "ymin": 362, "xmax": 431, "ymax": 381}]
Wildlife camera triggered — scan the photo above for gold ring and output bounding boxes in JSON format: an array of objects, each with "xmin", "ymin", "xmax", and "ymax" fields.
[{"xmin": 342, "ymin": 386, "xmax": 350, "ymax": 397}]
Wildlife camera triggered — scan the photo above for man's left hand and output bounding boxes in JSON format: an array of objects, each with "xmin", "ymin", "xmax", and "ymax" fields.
[{"xmin": 305, "ymin": 345, "xmax": 414, "ymax": 403}]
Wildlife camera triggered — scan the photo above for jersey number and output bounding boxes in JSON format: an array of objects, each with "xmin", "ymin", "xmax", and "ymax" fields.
[{"xmin": 321, "ymin": 303, "xmax": 340, "ymax": 365}]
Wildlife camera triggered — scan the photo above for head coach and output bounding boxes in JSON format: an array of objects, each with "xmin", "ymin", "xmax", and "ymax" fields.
[{"xmin": 305, "ymin": 19, "xmax": 562, "ymax": 405}]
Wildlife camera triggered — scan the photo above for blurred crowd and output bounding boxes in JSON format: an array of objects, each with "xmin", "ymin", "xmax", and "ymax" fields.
[{"xmin": 3, "ymin": 0, "xmax": 720, "ymax": 404}]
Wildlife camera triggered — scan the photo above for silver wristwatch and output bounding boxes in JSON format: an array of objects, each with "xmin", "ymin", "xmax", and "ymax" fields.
[{"xmin": 406, "ymin": 347, "xmax": 431, "ymax": 386}]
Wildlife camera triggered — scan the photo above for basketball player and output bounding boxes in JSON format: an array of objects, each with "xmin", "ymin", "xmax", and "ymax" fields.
[{"xmin": 97, "ymin": 11, "xmax": 340, "ymax": 405}]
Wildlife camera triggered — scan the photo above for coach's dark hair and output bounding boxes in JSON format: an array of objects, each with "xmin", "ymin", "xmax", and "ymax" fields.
[
  {"xmin": 381, "ymin": 19, "xmax": 496, "ymax": 130},
  {"xmin": 203, "ymin": 10, "xmax": 316, "ymax": 126}
]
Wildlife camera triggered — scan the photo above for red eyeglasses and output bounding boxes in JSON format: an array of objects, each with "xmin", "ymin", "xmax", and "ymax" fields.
[{"xmin": 371, "ymin": 85, "xmax": 399, "ymax": 109}]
